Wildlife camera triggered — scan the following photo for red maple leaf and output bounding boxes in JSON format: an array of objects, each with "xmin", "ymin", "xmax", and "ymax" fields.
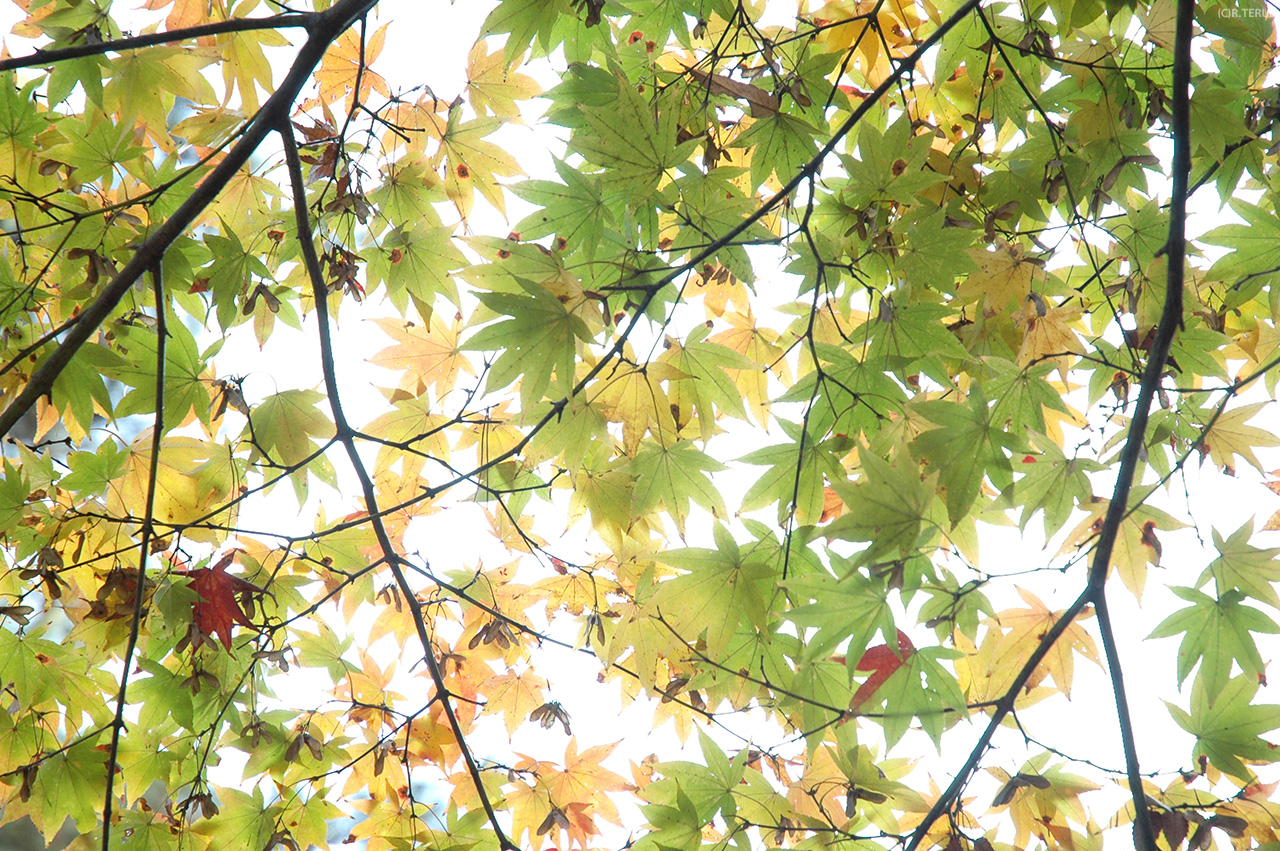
[
  {"xmin": 850, "ymin": 629, "xmax": 916, "ymax": 710},
  {"xmin": 177, "ymin": 552, "xmax": 264, "ymax": 651}
]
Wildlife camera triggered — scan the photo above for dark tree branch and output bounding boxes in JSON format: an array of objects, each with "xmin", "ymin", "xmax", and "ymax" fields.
[
  {"xmin": 1082, "ymin": 2, "xmax": 1193, "ymax": 848},
  {"xmin": 277, "ymin": 120, "xmax": 519, "ymax": 851},
  {"xmin": 0, "ymin": 13, "xmax": 312, "ymax": 73},
  {"xmin": 100, "ymin": 260, "xmax": 166, "ymax": 851},
  {"xmin": 0, "ymin": 0, "xmax": 380, "ymax": 440},
  {"xmin": 905, "ymin": 589, "xmax": 1094, "ymax": 851},
  {"xmin": 908, "ymin": 0, "xmax": 1194, "ymax": 845}
]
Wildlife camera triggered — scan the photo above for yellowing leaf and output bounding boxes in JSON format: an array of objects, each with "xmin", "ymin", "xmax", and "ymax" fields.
[
  {"xmin": 1198, "ymin": 401, "xmax": 1280, "ymax": 474},
  {"xmin": 467, "ymin": 42, "xmax": 541, "ymax": 120},
  {"xmin": 480, "ymin": 670, "xmax": 548, "ymax": 736},
  {"xmin": 367, "ymin": 314, "xmax": 474, "ymax": 398},
  {"xmin": 958, "ymin": 241, "xmax": 1045, "ymax": 313},
  {"xmin": 314, "ymin": 23, "xmax": 390, "ymax": 109}
]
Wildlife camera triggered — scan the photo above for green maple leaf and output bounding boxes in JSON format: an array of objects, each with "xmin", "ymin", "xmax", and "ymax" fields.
[
  {"xmin": 627, "ymin": 439, "xmax": 728, "ymax": 535},
  {"xmin": 0, "ymin": 76, "xmax": 46, "ymax": 149},
  {"xmin": 842, "ymin": 118, "xmax": 945, "ymax": 205},
  {"xmin": 895, "ymin": 209, "xmax": 979, "ymax": 290},
  {"xmin": 1203, "ymin": 199, "xmax": 1280, "ymax": 282},
  {"xmin": 34, "ymin": 741, "xmax": 107, "ymax": 832},
  {"xmin": 734, "ymin": 111, "xmax": 821, "ymax": 190},
  {"xmin": 827, "ymin": 448, "xmax": 938, "ymax": 559},
  {"xmin": 651, "ymin": 524, "xmax": 773, "ymax": 658},
  {"xmin": 511, "ymin": 158, "xmax": 610, "ymax": 258},
  {"xmin": 574, "ymin": 72, "xmax": 696, "ymax": 192},
  {"xmin": 1199, "ymin": 520, "xmax": 1280, "ymax": 608},
  {"xmin": 1149, "ymin": 587, "xmax": 1279, "ymax": 697},
  {"xmin": 785, "ymin": 558, "xmax": 895, "ymax": 661},
  {"xmin": 107, "ymin": 321, "xmax": 210, "ymax": 427},
  {"xmin": 739, "ymin": 418, "xmax": 845, "ymax": 524},
  {"xmin": 775, "ymin": 342, "xmax": 908, "ymax": 438},
  {"xmin": 661, "ymin": 323, "xmax": 759, "ymax": 443},
  {"xmin": 984, "ymin": 358, "xmax": 1072, "ymax": 436},
  {"xmin": 1000, "ymin": 437, "xmax": 1102, "ymax": 535},
  {"xmin": 860, "ymin": 298, "xmax": 972, "ymax": 385},
  {"xmin": 45, "ymin": 113, "xmax": 146, "ymax": 185},
  {"xmin": 480, "ymin": 0, "xmax": 562, "ymax": 62},
  {"xmin": 912, "ymin": 387, "xmax": 1020, "ymax": 525},
  {"xmin": 667, "ymin": 167, "xmax": 768, "ymax": 282},
  {"xmin": 1167, "ymin": 674, "xmax": 1280, "ymax": 780},
  {"xmin": 871, "ymin": 647, "xmax": 968, "ymax": 748},
  {"xmin": 466, "ymin": 278, "xmax": 593, "ymax": 409},
  {"xmin": 245, "ymin": 389, "xmax": 335, "ymax": 502}
]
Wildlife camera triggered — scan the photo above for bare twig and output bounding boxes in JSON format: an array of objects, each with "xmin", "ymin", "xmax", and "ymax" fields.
[
  {"xmin": 278, "ymin": 120, "xmax": 519, "ymax": 851},
  {"xmin": 100, "ymin": 261, "xmax": 166, "ymax": 851},
  {"xmin": 0, "ymin": 13, "xmax": 312, "ymax": 73}
]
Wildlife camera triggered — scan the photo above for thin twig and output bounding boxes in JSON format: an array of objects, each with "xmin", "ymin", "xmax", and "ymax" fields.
[
  {"xmin": 100, "ymin": 260, "xmax": 166, "ymax": 851},
  {"xmin": 277, "ymin": 119, "xmax": 519, "ymax": 851},
  {"xmin": 0, "ymin": 13, "xmax": 312, "ymax": 73}
]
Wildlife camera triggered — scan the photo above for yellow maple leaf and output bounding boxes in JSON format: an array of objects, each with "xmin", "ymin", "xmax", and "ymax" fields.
[
  {"xmin": 314, "ymin": 23, "xmax": 390, "ymax": 109},
  {"xmin": 982, "ymin": 588, "xmax": 1100, "ymax": 697},
  {"xmin": 541, "ymin": 739, "xmax": 633, "ymax": 827},
  {"xmin": 958, "ymin": 240, "xmax": 1045, "ymax": 312},
  {"xmin": 1199, "ymin": 401, "xmax": 1280, "ymax": 474},
  {"xmin": 1061, "ymin": 497, "xmax": 1184, "ymax": 599},
  {"xmin": 219, "ymin": 28, "xmax": 292, "ymax": 113},
  {"xmin": 709, "ymin": 311, "xmax": 789, "ymax": 428},
  {"xmin": 108, "ymin": 432, "xmax": 237, "ymax": 545},
  {"xmin": 589, "ymin": 359, "xmax": 684, "ymax": 456},
  {"xmin": 479, "ymin": 670, "xmax": 548, "ymax": 737},
  {"xmin": 1016, "ymin": 300, "xmax": 1085, "ymax": 382},
  {"xmin": 693, "ymin": 263, "xmax": 752, "ymax": 319},
  {"xmin": 367, "ymin": 314, "xmax": 474, "ymax": 399},
  {"xmin": 466, "ymin": 42, "xmax": 541, "ymax": 121}
]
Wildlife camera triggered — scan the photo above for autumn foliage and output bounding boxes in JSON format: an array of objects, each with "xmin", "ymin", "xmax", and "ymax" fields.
[{"xmin": 3, "ymin": 0, "xmax": 1280, "ymax": 849}]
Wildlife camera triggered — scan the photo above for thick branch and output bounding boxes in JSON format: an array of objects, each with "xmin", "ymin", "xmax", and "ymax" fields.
[
  {"xmin": 905, "ymin": 590, "xmax": 1093, "ymax": 850},
  {"xmin": 909, "ymin": 0, "xmax": 1194, "ymax": 845},
  {"xmin": 0, "ymin": 0, "xmax": 379, "ymax": 440},
  {"xmin": 1080, "ymin": 1, "xmax": 1193, "ymax": 848}
]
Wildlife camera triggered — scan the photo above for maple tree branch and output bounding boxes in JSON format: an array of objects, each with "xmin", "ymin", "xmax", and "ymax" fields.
[
  {"xmin": 905, "ymin": 590, "xmax": 1094, "ymax": 850},
  {"xmin": 278, "ymin": 120, "xmax": 519, "ymax": 851},
  {"xmin": 0, "ymin": 0, "xmax": 380, "ymax": 440},
  {"xmin": 101, "ymin": 260, "xmax": 166, "ymax": 851},
  {"xmin": 0, "ymin": 12, "xmax": 313, "ymax": 73},
  {"xmin": 1080, "ymin": 2, "xmax": 1193, "ymax": 848}
]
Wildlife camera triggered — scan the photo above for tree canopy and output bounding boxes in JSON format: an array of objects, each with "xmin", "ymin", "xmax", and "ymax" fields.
[{"xmin": 1, "ymin": 0, "xmax": 1280, "ymax": 849}]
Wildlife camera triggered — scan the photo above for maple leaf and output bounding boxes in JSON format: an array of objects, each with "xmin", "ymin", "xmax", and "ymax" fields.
[
  {"xmin": 314, "ymin": 23, "xmax": 391, "ymax": 108},
  {"xmin": 177, "ymin": 553, "xmax": 265, "ymax": 651},
  {"xmin": 957, "ymin": 240, "xmax": 1046, "ymax": 313},
  {"xmin": 480, "ymin": 670, "xmax": 549, "ymax": 737},
  {"xmin": 466, "ymin": 42, "xmax": 541, "ymax": 120},
  {"xmin": 1195, "ymin": 401, "xmax": 1280, "ymax": 474},
  {"xmin": 849, "ymin": 629, "xmax": 916, "ymax": 709}
]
